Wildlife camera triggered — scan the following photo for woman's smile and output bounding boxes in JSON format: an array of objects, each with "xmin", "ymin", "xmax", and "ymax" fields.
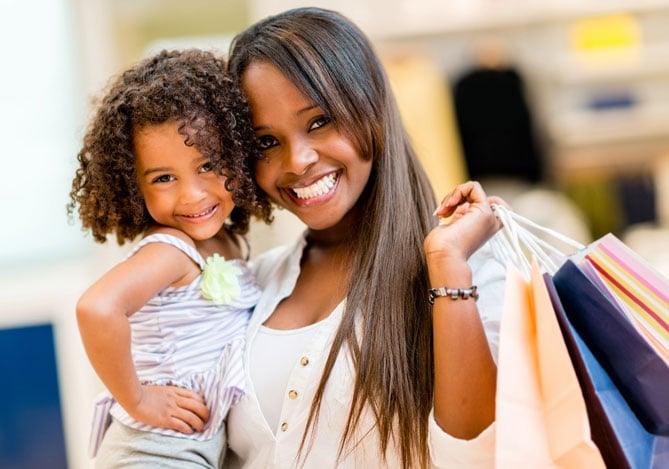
[
  {"xmin": 242, "ymin": 61, "xmax": 372, "ymax": 232},
  {"xmin": 287, "ymin": 171, "xmax": 339, "ymax": 203}
]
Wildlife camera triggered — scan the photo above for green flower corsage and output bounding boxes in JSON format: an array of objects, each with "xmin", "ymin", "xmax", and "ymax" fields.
[{"xmin": 200, "ymin": 253, "xmax": 241, "ymax": 304}]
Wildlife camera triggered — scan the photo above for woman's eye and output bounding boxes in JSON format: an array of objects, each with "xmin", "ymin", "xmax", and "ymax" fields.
[
  {"xmin": 152, "ymin": 174, "xmax": 174, "ymax": 183},
  {"xmin": 256, "ymin": 135, "xmax": 278, "ymax": 151},
  {"xmin": 199, "ymin": 161, "xmax": 213, "ymax": 173},
  {"xmin": 309, "ymin": 115, "xmax": 330, "ymax": 131}
]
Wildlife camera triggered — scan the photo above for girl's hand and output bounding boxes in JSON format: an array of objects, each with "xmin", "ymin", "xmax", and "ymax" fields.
[
  {"xmin": 424, "ymin": 181, "xmax": 506, "ymax": 264},
  {"xmin": 127, "ymin": 385, "xmax": 211, "ymax": 434}
]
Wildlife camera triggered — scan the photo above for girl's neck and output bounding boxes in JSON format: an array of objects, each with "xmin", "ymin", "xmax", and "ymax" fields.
[{"xmin": 195, "ymin": 228, "xmax": 242, "ymax": 260}]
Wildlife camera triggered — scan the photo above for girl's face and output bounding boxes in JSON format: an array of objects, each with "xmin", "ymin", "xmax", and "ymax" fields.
[
  {"xmin": 241, "ymin": 61, "xmax": 372, "ymax": 233},
  {"xmin": 133, "ymin": 121, "xmax": 234, "ymax": 240}
]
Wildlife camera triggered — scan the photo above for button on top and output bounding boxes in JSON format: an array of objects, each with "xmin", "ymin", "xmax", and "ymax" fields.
[
  {"xmin": 280, "ymin": 422, "xmax": 288, "ymax": 432},
  {"xmin": 288, "ymin": 390, "xmax": 298, "ymax": 400},
  {"xmin": 300, "ymin": 356, "xmax": 309, "ymax": 366}
]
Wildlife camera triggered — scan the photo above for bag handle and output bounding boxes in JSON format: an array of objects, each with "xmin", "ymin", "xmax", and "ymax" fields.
[{"xmin": 490, "ymin": 204, "xmax": 585, "ymax": 278}]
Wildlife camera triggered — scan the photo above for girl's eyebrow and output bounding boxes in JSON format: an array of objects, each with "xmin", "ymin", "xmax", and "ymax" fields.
[
  {"xmin": 142, "ymin": 167, "xmax": 171, "ymax": 177},
  {"xmin": 141, "ymin": 156, "xmax": 209, "ymax": 176}
]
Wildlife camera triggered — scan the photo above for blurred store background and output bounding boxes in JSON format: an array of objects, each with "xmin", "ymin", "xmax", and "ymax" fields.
[{"xmin": 1, "ymin": 1, "xmax": 668, "ymax": 467}]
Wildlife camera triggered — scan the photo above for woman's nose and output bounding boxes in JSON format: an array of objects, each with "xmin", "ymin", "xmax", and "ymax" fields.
[{"xmin": 282, "ymin": 139, "xmax": 318, "ymax": 175}]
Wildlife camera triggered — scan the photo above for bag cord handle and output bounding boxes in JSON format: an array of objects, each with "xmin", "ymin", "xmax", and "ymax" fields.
[{"xmin": 490, "ymin": 204, "xmax": 585, "ymax": 279}]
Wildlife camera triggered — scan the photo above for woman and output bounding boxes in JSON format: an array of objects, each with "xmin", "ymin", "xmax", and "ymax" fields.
[{"xmin": 225, "ymin": 7, "xmax": 506, "ymax": 468}]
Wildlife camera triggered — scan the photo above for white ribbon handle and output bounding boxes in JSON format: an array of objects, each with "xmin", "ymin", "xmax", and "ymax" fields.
[{"xmin": 490, "ymin": 203, "xmax": 585, "ymax": 279}]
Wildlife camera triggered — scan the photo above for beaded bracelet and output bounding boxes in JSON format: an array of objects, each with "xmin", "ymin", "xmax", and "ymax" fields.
[{"xmin": 428, "ymin": 285, "xmax": 478, "ymax": 304}]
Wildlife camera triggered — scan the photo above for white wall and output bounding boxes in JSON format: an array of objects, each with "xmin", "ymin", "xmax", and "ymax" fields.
[{"xmin": 0, "ymin": 0, "xmax": 121, "ymax": 467}]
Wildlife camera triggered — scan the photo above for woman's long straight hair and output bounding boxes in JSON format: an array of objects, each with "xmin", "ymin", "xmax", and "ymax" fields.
[{"xmin": 229, "ymin": 8, "xmax": 438, "ymax": 468}]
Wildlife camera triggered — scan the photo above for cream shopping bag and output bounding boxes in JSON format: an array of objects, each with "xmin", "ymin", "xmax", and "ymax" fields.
[{"xmin": 492, "ymin": 205, "xmax": 606, "ymax": 468}]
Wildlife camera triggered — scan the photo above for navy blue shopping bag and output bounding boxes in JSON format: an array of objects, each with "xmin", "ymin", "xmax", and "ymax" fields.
[
  {"xmin": 552, "ymin": 260, "xmax": 669, "ymax": 436},
  {"xmin": 545, "ymin": 273, "xmax": 669, "ymax": 468}
]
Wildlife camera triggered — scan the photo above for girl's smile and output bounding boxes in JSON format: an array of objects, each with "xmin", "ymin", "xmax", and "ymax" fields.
[
  {"xmin": 177, "ymin": 203, "xmax": 219, "ymax": 222},
  {"xmin": 133, "ymin": 121, "xmax": 234, "ymax": 241}
]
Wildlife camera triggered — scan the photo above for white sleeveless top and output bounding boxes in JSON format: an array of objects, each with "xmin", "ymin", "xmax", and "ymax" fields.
[{"xmin": 88, "ymin": 233, "xmax": 260, "ymax": 457}]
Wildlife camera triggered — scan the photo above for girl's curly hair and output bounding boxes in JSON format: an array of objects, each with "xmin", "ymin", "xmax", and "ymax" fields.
[{"xmin": 68, "ymin": 48, "xmax": 272, "ymax": 245}]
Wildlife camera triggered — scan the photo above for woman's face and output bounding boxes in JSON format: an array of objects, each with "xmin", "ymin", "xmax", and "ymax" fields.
[{"xmin": 241, "ymin": 61, "xmax": 372, "ymax": 233}]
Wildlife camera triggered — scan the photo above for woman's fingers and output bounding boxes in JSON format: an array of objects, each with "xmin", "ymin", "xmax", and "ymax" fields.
[
  {"xmin": 487, "ymin": 195, "xmax": 512, "ymax": 210},
  {"xmin": 425, "ymin": 181, "xmax": 507, "ymax": 261},
  {"xmin": 434, "ymin": 181, "xmax": 487, "ymax": 218}
]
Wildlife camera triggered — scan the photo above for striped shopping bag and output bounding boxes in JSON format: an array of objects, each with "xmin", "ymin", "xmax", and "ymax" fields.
[
  {"xmin": 554, "ymin": 251, "xmax": 669, "ymax": 436},
  {"xmin": 582, "ymin": 233, "xmax": 669, "ymax": 358}
]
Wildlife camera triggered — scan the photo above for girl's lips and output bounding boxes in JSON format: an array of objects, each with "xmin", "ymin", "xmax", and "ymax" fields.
[{"xmin": 180, "ymin": 204, "xmax": 218, "ymax": 222}]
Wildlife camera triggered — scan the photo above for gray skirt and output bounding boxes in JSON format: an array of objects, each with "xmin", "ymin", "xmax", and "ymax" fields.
[{"xmin": 95, "ymin": 418, "xmax": 226, "ymax": 469}]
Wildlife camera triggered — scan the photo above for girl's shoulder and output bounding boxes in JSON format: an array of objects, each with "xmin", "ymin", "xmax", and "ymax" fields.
[
  {"xmin": 144, "ymin": 226, "xmax": 196, "ymax": 247},
  {"xmin": 131, "ymin": 227, "xmax": 204, "ymax": 270}
]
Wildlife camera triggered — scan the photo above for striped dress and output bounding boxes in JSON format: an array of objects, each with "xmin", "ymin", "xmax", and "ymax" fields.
[{"xmin": 88, "ymin": 233, "xmax": 260, "ymax": 457}]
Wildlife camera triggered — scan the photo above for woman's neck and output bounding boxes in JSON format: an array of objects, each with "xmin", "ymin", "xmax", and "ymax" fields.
[
  {"xmin": 304, "ymin": 197, "xmax": 364, "ymax": 250},
  {"xmin": 304, "ymin": 229, "xmax": 351, "ymax": 249}
]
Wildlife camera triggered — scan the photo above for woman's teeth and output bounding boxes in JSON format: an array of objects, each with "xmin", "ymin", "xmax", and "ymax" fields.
[{"xmin": 292, "ymin": 173, "xmax": 337, "ymax": 199}]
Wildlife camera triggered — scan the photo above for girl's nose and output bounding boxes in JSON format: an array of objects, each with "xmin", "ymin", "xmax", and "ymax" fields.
[{"xmin": 179, "ymin": 178, "xmax": 207, "ymax": 204}]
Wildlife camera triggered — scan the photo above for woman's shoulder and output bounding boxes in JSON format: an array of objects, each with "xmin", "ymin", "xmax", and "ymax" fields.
[
  {"xmin": 250, "ymin": 235, "xmax": 306, "ymax": 282},
  {"xmin": 252, "ymin": 243, "xmax": 296, "ymax": 271}
]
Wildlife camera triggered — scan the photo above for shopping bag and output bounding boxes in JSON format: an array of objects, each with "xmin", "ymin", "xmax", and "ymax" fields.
[
  {"xmin": 495, "ymin": 261, "xmax": 605, "ymax": 468},
  {"xmin": 581, "ymin": 233, "xmax": 669, "ymax": 357},
  {"xmin": 553, "ymin": 259, "xmax": 669, "ymax": 436},
  {"xmin": 545, "ymin": 273, "xmax": 669, "ymax": 468},
  {"xmin": 577, "ymin": 259, "xmax": 669, "ymax": 365}
]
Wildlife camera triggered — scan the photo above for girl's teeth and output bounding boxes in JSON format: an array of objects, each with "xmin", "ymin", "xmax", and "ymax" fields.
[
  {"xmin": 293, "ymin": 173, "xmax": 337, "ymax": 199},
  {"xmin": 185, "ymin": 207, "xmax": 213, "ymax": 218}
]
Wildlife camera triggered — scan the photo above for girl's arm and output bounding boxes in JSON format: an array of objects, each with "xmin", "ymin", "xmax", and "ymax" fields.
[
  {"xmin": 76, "ymin": 239, "xmax": 210, "ymax": 434},
  {"xmin": 423, "ymin": 181, "xmax": 504, "ymax": 439}
]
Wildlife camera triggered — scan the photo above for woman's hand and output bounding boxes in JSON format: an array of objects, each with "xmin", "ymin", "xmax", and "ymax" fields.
[
  {"xmin": 424, "ymin": 181, "xmax": 506, "ymax": 264},
  {"xmin": 426, "ymin": 181, "xmax": 507, "ymax": 438},
  {"xmin": 126, "ymin": 385, "xmax": 211, "ymax": 434}
]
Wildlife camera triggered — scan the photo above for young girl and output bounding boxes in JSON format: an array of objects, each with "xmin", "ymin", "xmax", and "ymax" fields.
[
  {"xmin": 225, "ymin": 7, "xmax": 506, "ymax": 468},
  {"xmin": 68, "ymin": 49, "xmax": 271, "ymax": 468}
]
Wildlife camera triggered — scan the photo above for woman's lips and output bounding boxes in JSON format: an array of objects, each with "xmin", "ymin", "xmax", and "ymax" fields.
[{"xmin": 290, "ymin": 172, "xmax": 338, "ymax": 200}]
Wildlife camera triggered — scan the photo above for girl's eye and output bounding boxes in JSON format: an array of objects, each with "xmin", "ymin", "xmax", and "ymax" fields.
[
  {"xmin": 309, "ymin": 115, "xmax": 331, "ymax": 131},
  {"xmin": 152, "ymin": 174, "xmax": 174, "ymax": 183},
  {"xmin": 256, "ymin": 135, "xmax": 278, "ymax": 151},
  {"xmin": 199, "ymin": 161, "xmax": 213, "ymax": 173}
]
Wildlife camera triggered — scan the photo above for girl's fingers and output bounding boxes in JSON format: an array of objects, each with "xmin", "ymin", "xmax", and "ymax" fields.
[
  {"xmin": 177, "ymin": 390, "xmax": 210, "ymax": 421},
  {"xmin": 162, "ymin": 386, "xmax": 210, "ymax": 433},
  {"xmin": 177, "ymin": 408, "xmax": 206, "ymax": 433}
]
